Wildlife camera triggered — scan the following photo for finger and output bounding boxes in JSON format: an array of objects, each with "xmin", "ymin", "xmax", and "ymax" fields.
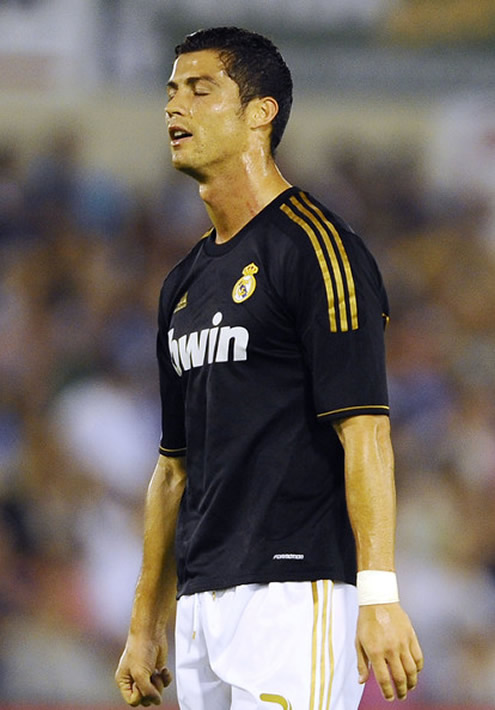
[
  {"xmin": 116, "ymin": 679, "xmax": 131, "ymax": 702},
  {"xmin": 400, "ymin": 649, "xmax": 418, "ymax": 691},
  {"xmin": 128, "ymin": 682, "xmax": 144, "ymax": 707},
  {"xmin": 133, "ymin": 693, "xmax": 158, "ymax": 708},
  {"xmin": 147, "ymin": 693, "xmax": 163, "ymax": 707},
  {"xmin": 151, "ymin": 671, "xmax": 165, "ymax": 694},
  {"xmin": 152, "ymin": 666, "xmax": 173, "ymax": 690},
  {"xmin": 386, "ymin": 654, "xmax": 408, "ymax": 701},
  {"xmin": 116, "ymin": 673, "xmax": 142, "ymax": 705},
  {"xmin": 159, "ymin": 667, "xmax": 173, "ymax": 688},
  {"xmin": 133, "ymin": 691, "xmax": 161, "ymax": 708},
  {"xmin": 410, "ymin": 633, "xmax": 424, "ymax": 672},
  {"xmin": 355, "ymin": 641, "xmax": 370, "ymax": 684},
  {"xmin": 132, "ymin": 675, "xmax": 162, "ymax": 707},
  {"xmin": 370, "ymin": 658, "xmax": 395, "ymax": 702}
]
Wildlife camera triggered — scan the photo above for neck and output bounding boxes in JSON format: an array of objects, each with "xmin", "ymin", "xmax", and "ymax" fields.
[{"xmin": 196, "ymin": 152, "xmax": 291, "ymax": 243}]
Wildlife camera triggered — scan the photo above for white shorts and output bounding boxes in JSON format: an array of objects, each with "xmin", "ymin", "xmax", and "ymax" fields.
[{"xmin": 175, "ymin": 580, "xmax": 364, "ymax": 710}]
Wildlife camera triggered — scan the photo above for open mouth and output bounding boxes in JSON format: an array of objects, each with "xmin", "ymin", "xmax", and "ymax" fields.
[{"xmin": 169, "ymin": 127, "xmax": 193, "ymax": 145}]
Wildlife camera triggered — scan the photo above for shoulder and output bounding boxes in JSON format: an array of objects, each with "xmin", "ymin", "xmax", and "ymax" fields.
[
  {"xmin": 269, "ymin": 188, "xmax": 388, "ymax": 321},
  {"xmin": 276, "ymin": 189, "xmax": 357, "ymax": 247},
  {"xmin": 272, "ymin": 188, "xmax": 379, "ymax": 276}
]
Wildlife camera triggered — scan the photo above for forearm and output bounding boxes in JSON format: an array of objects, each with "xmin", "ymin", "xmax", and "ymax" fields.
[
  {"xmin": 333, "ymin": 415, "xmax": 396, "ymax": 571},
  {"xmin": 333, "ymin": 415, "xmax": 423, "ymax": 700},
  {"xmin": 129, "ymin": 454, "xmax": 186, "ymax": 637}
]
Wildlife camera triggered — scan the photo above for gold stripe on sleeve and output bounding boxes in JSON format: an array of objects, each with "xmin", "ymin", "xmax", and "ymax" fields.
[
  {"xmin": 300, "ymin": 193, "xmax": 359, "ymax": 330},
  {"xmin": 159, "ymin": 445, "xmax": 187, "ymax": 455},
  {"xmin": 290, "ymin": 196, "xmax": 349, "ymax": 332},
  {"xmin": 317, "ymin": 404, "xmax": 390, "ymax": 418},
  {"xmin": 280, "ymin": 203, "xmax": 338, "ymax": 332}
]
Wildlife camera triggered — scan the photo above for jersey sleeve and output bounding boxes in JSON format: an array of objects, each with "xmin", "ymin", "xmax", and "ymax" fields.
[
  {"xmin": 280, "ymin": 193, "xmax": 389, "ymax": 422},
  {"xmin": 157, "ymin": 283, "xmax": 187, "ymax": 456}
]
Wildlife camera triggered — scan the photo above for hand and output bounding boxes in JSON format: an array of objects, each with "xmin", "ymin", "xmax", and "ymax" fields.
[
  {"xmin": 115, "ymin": 634, "xmax": 173, "ymax": 707},
  {"xmin": 356, "ymin": 603, "xmax": 423, "ymax": 702}
]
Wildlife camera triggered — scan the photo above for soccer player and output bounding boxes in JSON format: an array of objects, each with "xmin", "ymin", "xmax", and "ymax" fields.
[{"xmin": 115, "ymin": 27, "xmax": 423, "ymax": 709}]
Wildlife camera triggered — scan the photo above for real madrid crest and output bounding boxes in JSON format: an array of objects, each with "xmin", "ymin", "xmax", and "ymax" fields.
[{"xmin": 232, "ymin": 262, "xmax": 259, "ymax": 303}]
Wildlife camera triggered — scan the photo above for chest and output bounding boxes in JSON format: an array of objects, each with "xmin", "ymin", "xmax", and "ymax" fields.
[{"xmin": 167, "ymin": 251, "xmax": 295, "ymax": 375}]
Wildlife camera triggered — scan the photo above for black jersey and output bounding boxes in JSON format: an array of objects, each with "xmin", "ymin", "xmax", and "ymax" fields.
[{"xmin": 157, "ymin": 186, "xmax": 389, "ymax": 597}]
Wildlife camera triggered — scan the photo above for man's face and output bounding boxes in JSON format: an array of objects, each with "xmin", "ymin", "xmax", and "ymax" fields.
[{"xmin": 165, "ymin": 50, "xmax": 250, "ymax": 179}]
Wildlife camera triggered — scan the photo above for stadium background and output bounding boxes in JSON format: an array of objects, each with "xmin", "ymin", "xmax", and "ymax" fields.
[{"xmin": 1, "ymin": 1, "xmax": 495, "ymax": 708}]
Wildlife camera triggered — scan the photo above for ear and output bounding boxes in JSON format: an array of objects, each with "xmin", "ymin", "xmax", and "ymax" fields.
[{"xmin": 248, "ymin": 96, "xmax": 279, "ymax": 130}]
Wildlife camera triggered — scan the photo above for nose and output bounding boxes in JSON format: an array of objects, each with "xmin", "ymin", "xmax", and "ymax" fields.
[{"xmin": 165, "ymin": 92, "xmax": 186, "ymax": 119}]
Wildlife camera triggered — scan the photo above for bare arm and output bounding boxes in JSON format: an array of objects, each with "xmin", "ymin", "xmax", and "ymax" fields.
[
  {"xmin": 333, "ymin": 414, "xmax": 396, "ymax": 571},
  {"xmin": 115, "ymin": 454, "xmax": 186, "ymax": 707},
  {"xmin": 333, "ymin": 415, "xmax": 423, "ymax": 702}
]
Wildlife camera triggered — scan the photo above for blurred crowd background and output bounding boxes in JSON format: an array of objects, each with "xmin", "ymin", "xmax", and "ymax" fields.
[{"xmin": 1, "ymin": 1, "xmax": 495, "ymax": 707}]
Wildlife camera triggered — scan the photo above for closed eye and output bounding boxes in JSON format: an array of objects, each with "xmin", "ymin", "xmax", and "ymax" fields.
[
  {"xmin": 192, "ymin": 81, "xmax": 213, "ymax": 96},
  {"xmin": 166, "ymin": 74, "xmax": 218, "ymax": 100}
]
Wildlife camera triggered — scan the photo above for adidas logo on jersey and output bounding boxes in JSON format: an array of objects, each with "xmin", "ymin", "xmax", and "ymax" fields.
[{"xmin": 168, "ymin": 312, "xmax": 249, "ymax": 375}]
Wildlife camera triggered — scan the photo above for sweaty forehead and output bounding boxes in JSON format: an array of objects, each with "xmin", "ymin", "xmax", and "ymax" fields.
[{"xmin": 169, "ymin": 50, "xmax": 230, "ymax": 83}]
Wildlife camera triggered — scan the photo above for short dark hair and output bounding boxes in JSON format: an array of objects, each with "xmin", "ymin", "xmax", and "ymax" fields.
[{"xmin": 175, "ymin": 27, "xmax": 293, "ymax": 155}]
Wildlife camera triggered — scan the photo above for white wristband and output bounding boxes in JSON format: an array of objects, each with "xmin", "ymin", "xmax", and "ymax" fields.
[{"xmin": 357, "ymin": 570, "xmax": 399, "ymax": 606}]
